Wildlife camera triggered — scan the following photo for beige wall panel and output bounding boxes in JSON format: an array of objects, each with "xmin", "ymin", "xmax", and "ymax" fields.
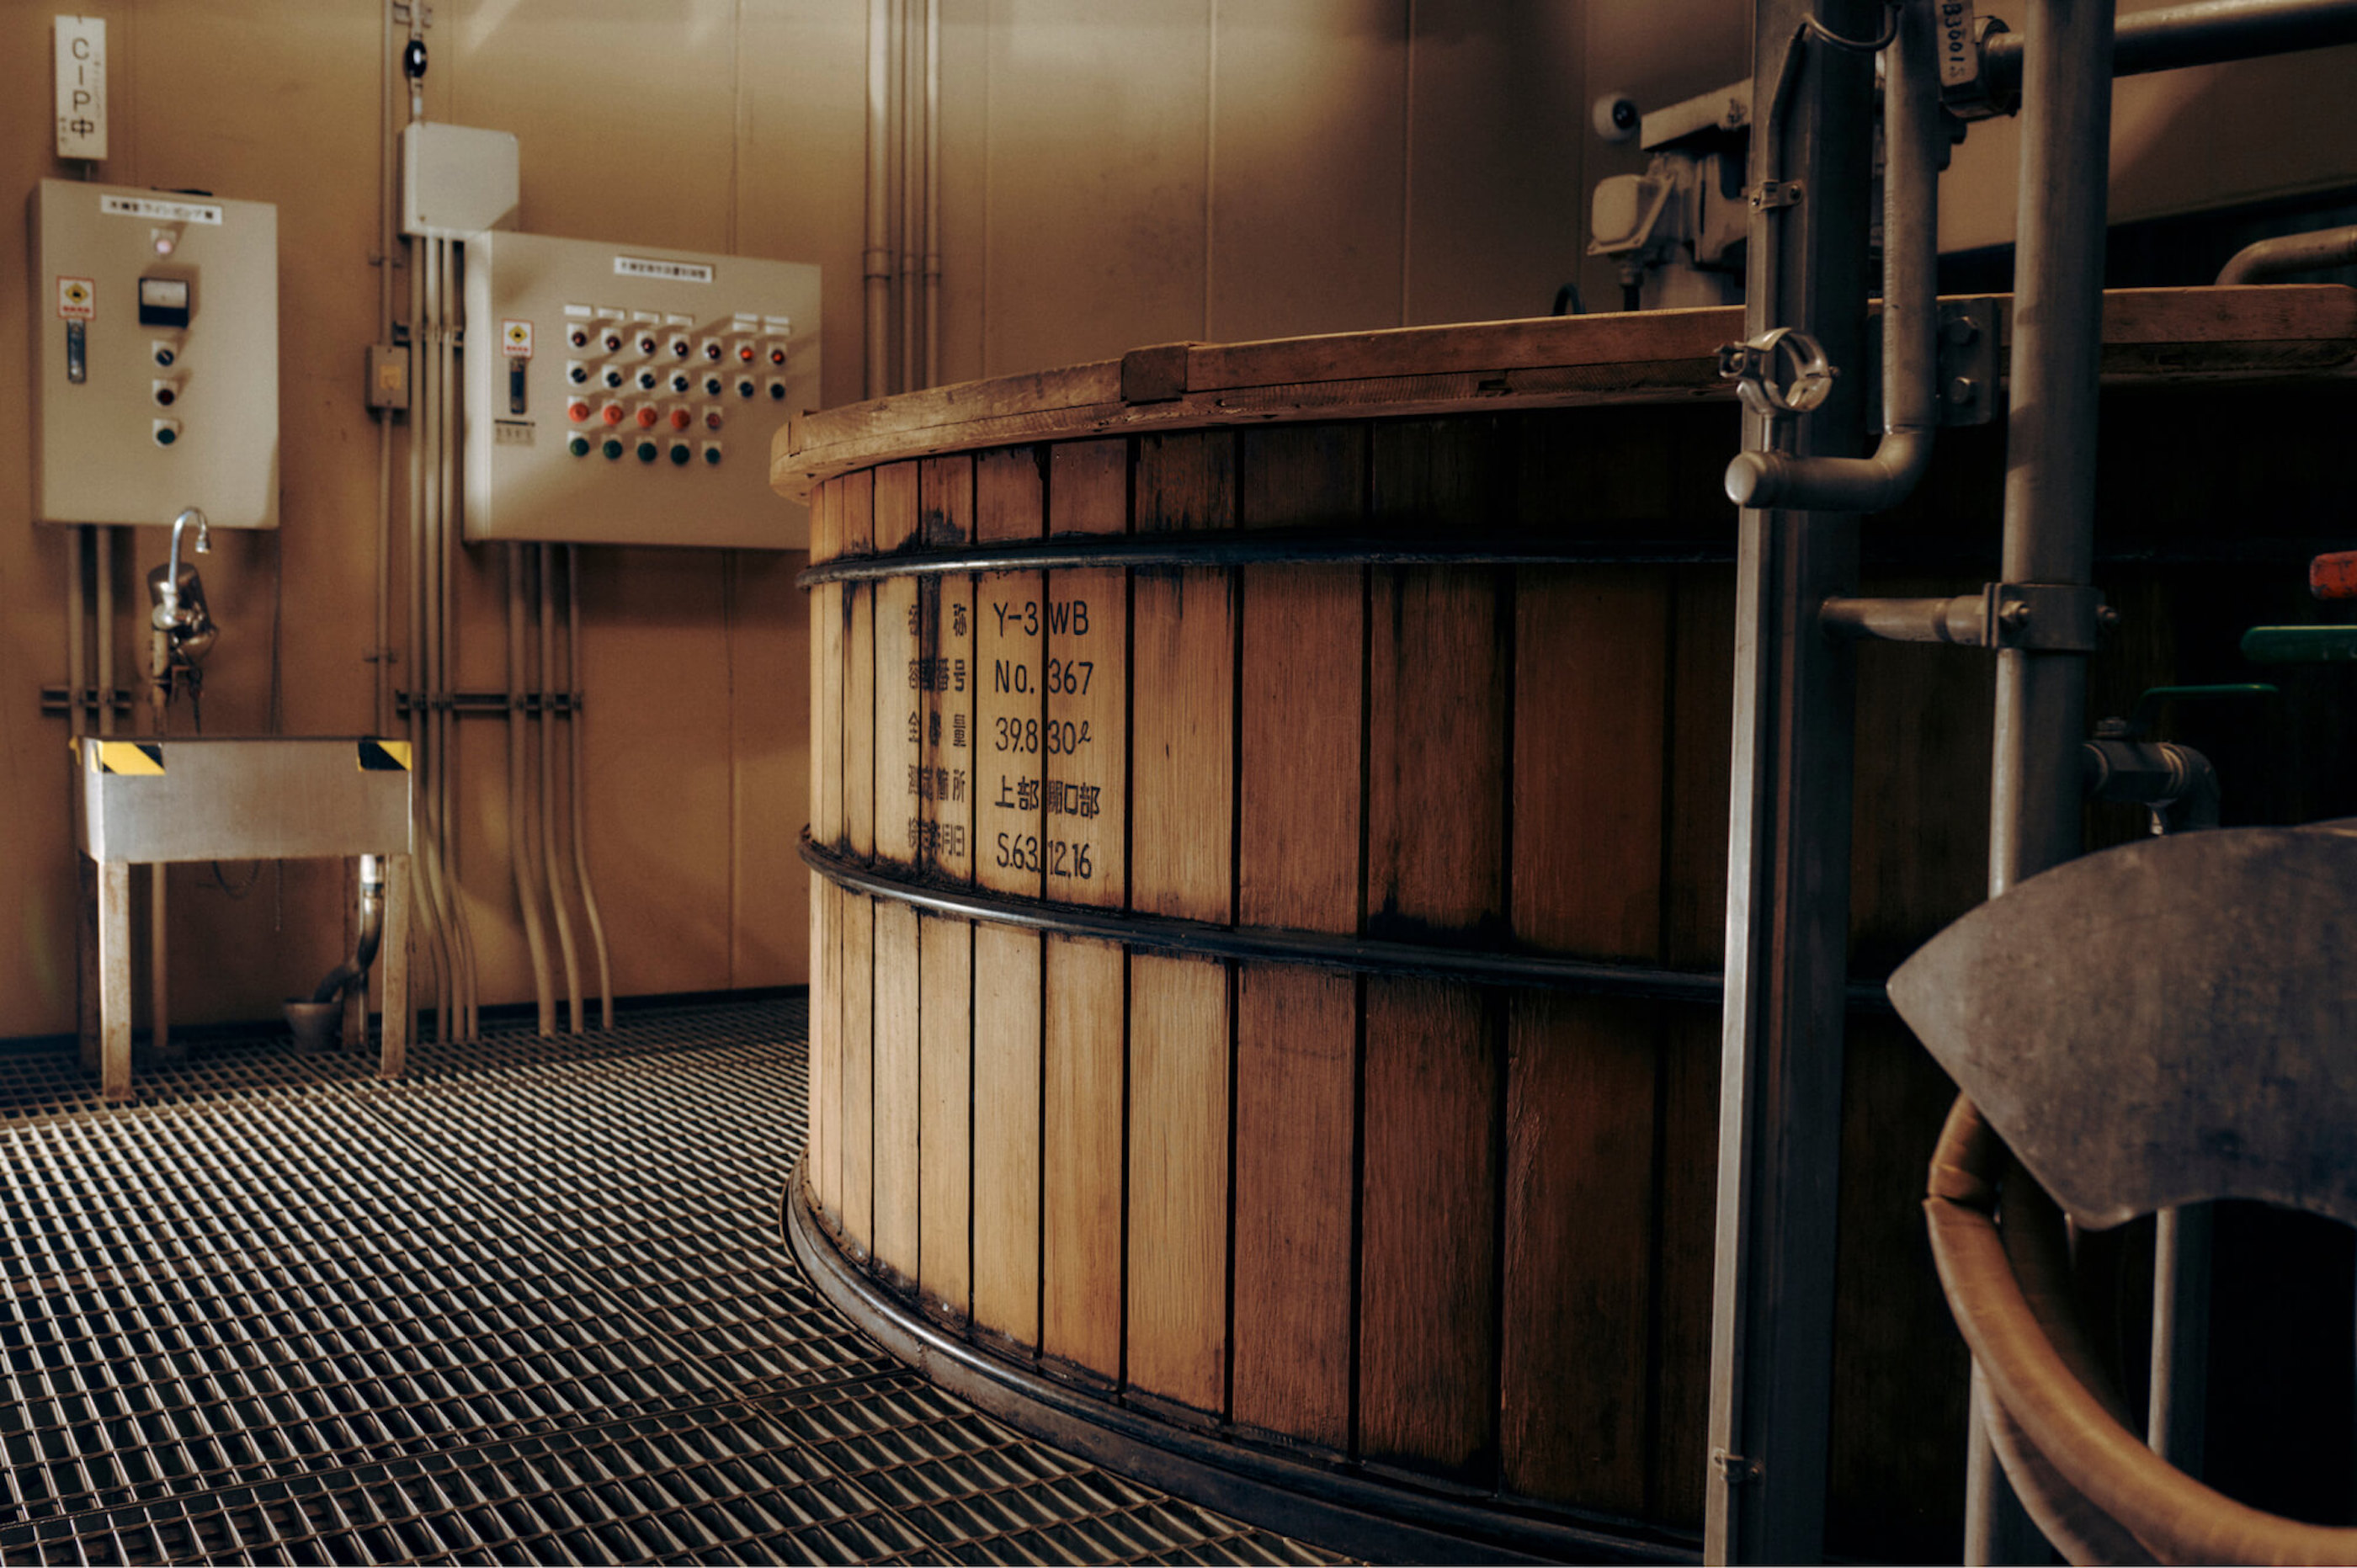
[
  {"xmin": 576, "ymin": 550, "xmax": 736, "ymax": 997},
  {"xmin": 447, "ymin": 2, "xmax": 737, "ymax": 256},
  {"xmin": 1208, "ymin": 0, "xmax": 1407, "ymax": 342},
  {"xmin": 732, "ymin": 553, "xmax": 812, "ymax": 988},
  {"xmin": 1404, "ymin": 1, "xmax": 1589, "ymax": 329},
  {"xmin": 737, "ymin": 0, "xmax": 876, "ymax": 413},
  {"xmin": 980, "ymin": 0, "xmax": 1210, "ymax": 375},
  {"xmin": 936, "ymin": 0, "xmax": 993, "ymax": 389}
]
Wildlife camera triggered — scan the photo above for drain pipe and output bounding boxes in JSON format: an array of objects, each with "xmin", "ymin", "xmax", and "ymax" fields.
[
  {"xmin": 865, "ymin": 0, "xmax": 891, "ymax": 399},
  {"xmin": 2217, "ymin": 223, "xmax": 2357, "ymax": 283},
  {"xmin": 285, "ymin": 856, "xmax": 387, "ymax": 1050},
  {"xmin": 538, "ymin": 541, "xmax": 583, "ymax": 1033},
  {"xmin": 508, "ymin": 543, "xmax": 556, "ymax": 1035},
  {"xmin": 567, "ymin": 545, "xmax": 615, "ymax": 1029},
  {"xmin": 1726, "ymin": 0, "xmax": 1941, "ymax": 513}
]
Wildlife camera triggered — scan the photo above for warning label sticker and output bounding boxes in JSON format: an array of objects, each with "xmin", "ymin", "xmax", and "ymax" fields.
[
  {"xmin": 502, "ymin": 319, "xmax": 533, "ymax": 358},
  {"xmin": 56, "ymin": 277, "xmax": 94, "ymax": 320}
]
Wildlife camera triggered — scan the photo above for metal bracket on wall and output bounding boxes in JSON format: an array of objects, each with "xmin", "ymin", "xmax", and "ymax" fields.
[
  {"xmin": 393, "ymin": 689, "xmax": 579, "ymax": 719},
  {"xmin": 40, "ymin": 686, "xmax": 136, "ymax": 722},
  {"xmin": 1936, "ymin": 299, "xmax": 2002, "ymax": 426}
]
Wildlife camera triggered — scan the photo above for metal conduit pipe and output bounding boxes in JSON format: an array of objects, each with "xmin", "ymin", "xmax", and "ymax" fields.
[
  {"xmin": 1726, "ymin": 0, "xmax": 1941, "ymax": 512},
  {"xmin": 507, "ymin": 544, "xmax": 556, "ymax": 1036},
  {"xmin": 897, "ymin": 0, "xmax": 918, "ymax": 396},
  {"xmin": 865, "ymin": 0, "xmax": 891, "ymax": 399},
  {"xmin": 1972, "ymin": 1, "xmax": 2116, "ymax": 1559},
  {"xmin": 923, "ymin": 0, "xmax": 941, "ymax": 389},
  {"xmin": 95, "ymin": 528, "xmax": 112, "ymax": 739},
  {"xmin": 68, "ymin": 529, "xmax": 87, "ymax": 741},
  {"xmin": 566, "ymin": 545, "xmax": 615, "ymax": 1029},
  {"xmin": 416, "ymin": 233, "xmax": 457, "ymax": 1044},
  {"xmin": 538, "ymin": 542, "xmax": 583, "ymax": 1033},
  {"xmin": 1983, "ymin": 0, "xmax": 2357, "ymax": 93},
  {"xmin": 2216, "ymin": 223, "xmax": 2357, "ymax": 282},
  {"xmin": 441, "ymin": 237, "xmax": 481, "ymax": 1042},
  {"xmin": 402, "ymin": 229, "xmax": 445, "ymax": 1041}
]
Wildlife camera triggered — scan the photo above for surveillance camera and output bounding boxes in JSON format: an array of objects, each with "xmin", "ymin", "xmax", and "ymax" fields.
[{"xmin": 1593, "ymin": 93, "xmax": 1641, "ymax": 145}]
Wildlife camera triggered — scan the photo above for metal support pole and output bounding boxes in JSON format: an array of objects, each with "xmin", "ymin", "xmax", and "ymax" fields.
[
  {"xmin": 1705, "ymin": 3, "xmax": 1878, "ymax": 1560},
  {"xmin": 1969, "ymin": 2, "xmax": 2118, "ymax": 1561}
]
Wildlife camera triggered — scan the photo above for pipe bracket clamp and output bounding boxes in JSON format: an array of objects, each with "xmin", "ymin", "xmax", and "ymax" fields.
[
  {"xmin": 1717, "ymin": 327, "xmax": 1836, "ymax": 421},
  {"xmin": 1987, "ymin": 582, "xmax": 2110, "ymax": 651}
]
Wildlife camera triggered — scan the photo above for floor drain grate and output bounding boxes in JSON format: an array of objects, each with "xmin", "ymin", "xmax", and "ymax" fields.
[{"xmin": 0, "ymin": 999, "xmax": 1344, "ymax": 1566}]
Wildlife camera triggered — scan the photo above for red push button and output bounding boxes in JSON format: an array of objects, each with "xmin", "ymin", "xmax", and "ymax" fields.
[
  {"xmin": 600, "ymin": 404, "xmax": 625, "ymax": 425},
  {"xmin": 736, "ymin": 343, "xmax": 756, "ymax": 363},
  {"xmin": 568, "ymin": 401, "xmax": 591, "ymax": 423},
  {"xmin": 704, "ymin": 409, "xmax": 724, "ymax": 431},
  {"xmin": 669, "ymin": 408, "xmax": 692, "ymax": 430},
  {"xmin": 635, "ymin": 407, "xmax": 658, "ymax": 428}
]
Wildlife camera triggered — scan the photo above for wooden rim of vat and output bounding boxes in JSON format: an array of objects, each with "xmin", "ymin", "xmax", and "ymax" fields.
[
  {"xmin": 803, "ymin": 832, "xmax": 1894, "ymax": 1008},
  {"xmin": 782, "ymin": 1158, "xmax": 1702, "ymax": 1566},
  {"xmin": 772, "ymin": 286, "xmax": 2357, "ymax": 504}
]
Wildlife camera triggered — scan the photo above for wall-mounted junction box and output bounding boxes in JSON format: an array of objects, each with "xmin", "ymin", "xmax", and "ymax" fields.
[
  {"xmin": 30, "ymin": 178, "xmax": 279, "ymax": 529},
  {"xmin": 463, "ymin": 231, "xmax": 818, "ymax": 550},
  {"xmin": 402, "ymin": 121, "xmax": 519, "ymax": 240}
]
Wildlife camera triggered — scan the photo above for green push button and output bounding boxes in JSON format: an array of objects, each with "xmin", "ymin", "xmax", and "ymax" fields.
[
  {"xmin": 669, "ymin": 443, "xmax": 691, "ymax": 466},
  {"xmin": 568, "ymin": 435, "xmax": 591, "ymax": 458},
  {"xmin": 703, "ymin": 446, "xmax": 722, "ymax": 466},
  {"xmin": 636, "ymin": 440, "xmax": 658, "ymax": 464},
  {"xmin": 602, "ymin": 438, "xmax": 624, "ymax": 460}
]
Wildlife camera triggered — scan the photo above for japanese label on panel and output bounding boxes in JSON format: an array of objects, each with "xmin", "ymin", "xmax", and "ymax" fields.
[
  {"xmin": 917, "ymin": 576, "xmax": 976, "ymax": 881},
  {"xmin": 976, "ymin": 573, "xmax": 1045, "ymax": 896},
  {"xmin": 1041, "ymin": 568, "xmax": 1124, "ymax": 906},
  {"xmin": 876, "ymin": 576, "xmax": 920, "ymax": 865}
]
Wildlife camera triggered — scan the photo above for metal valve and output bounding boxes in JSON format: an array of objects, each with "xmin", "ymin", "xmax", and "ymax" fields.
[{"xmin": 1716, "ymin": 327, "xmax": 1837, "ymax": 420}]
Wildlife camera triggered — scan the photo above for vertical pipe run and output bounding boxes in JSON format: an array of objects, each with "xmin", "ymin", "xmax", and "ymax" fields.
[
  {"xmin": 1970, "ymin": 4, "xmax": 2116, "ymax": 1561},
  {"xmin": 540, "ymin": 542, "xmax": 583, "ymax": 1032},
  {"xmin": 1706, "ymin": 3, "xmax": 1878, "ymax": 1561},
  {"xmin": 95, "ymin": 529, "xmax": 113, "ymax": 740},
  {"xmin": 1990, "ymin": 0, "xmax": 2115, "ymax": 897},
  {"xmin": 508, "ymin": 543, "xmax": 556, "ymax": 1035},
  {"xmin": 865, "ymin": 0, "xmax": 892, "ymax": 400},
  {"xmin": 923, "ymin": 0, "xmax": 941, "ymax": 390},
  {"xmin": 440, "ymin": 237, "xmax": 480, "ymax": 1042},
  {"xmin": 404, "ymin": 224, "xmax": 444, "ymax": 1039},
  {"xmin": 417, "ymin": 233, "xmax": 455, "ymax": 1044},
  {"xmin": 567, "ymin": 545, "xmax": 615, "ymax": 1029},
  {"xmin": 68, "ymin": 529, "xmax": 88, "ymax": 739},
  {"xmin": 2149, "ymin": 1203, "xmax": 2212, "ymax": 1474}
]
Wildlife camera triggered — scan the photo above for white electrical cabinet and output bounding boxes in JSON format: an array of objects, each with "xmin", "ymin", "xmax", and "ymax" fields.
[
  {"xmin": 29, "ymin": 178, "xmax": 279, "ymax": 529},
  {"xmin": 463, "ymin": 231, "xmax": 818, "ymax": 550}
]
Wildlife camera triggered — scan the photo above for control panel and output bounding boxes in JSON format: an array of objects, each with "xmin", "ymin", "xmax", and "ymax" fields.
[
  {"xmin": 29, "ymin": 178, "xmax": 280, "ymax": 529},
  {"xmin": 462, "ymin": 231, "xmax": 818, "ymax": 549}
]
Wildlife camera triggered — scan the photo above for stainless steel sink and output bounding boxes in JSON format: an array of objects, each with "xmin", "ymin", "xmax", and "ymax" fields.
[{"xmin": 77, "ymin": 735, "xmax": 412, "ymax": 862}]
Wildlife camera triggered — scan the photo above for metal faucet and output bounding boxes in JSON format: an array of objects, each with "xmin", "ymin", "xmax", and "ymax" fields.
[
  {"xmin": 146, "ymin": 508, "xmax": 216, "ymax": 716},
  {"xmin": 152, "ymin": 507, "xmax": 210, "ymax": 631}
]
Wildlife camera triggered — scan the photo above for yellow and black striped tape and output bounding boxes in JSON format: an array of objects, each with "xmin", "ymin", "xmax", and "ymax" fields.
[
  {"xmin": 359, "ymin": 740, "xmax": 412, "ymax": 772},
  {"xmin": 72, "ymin": 739, "xmax": 166, "ymax": 775}
]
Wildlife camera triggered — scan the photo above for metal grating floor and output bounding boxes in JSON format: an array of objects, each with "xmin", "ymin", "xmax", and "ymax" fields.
[{"xmin": 0, "ymin": 998, "xmax": 1346, "ymax": 1567}]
